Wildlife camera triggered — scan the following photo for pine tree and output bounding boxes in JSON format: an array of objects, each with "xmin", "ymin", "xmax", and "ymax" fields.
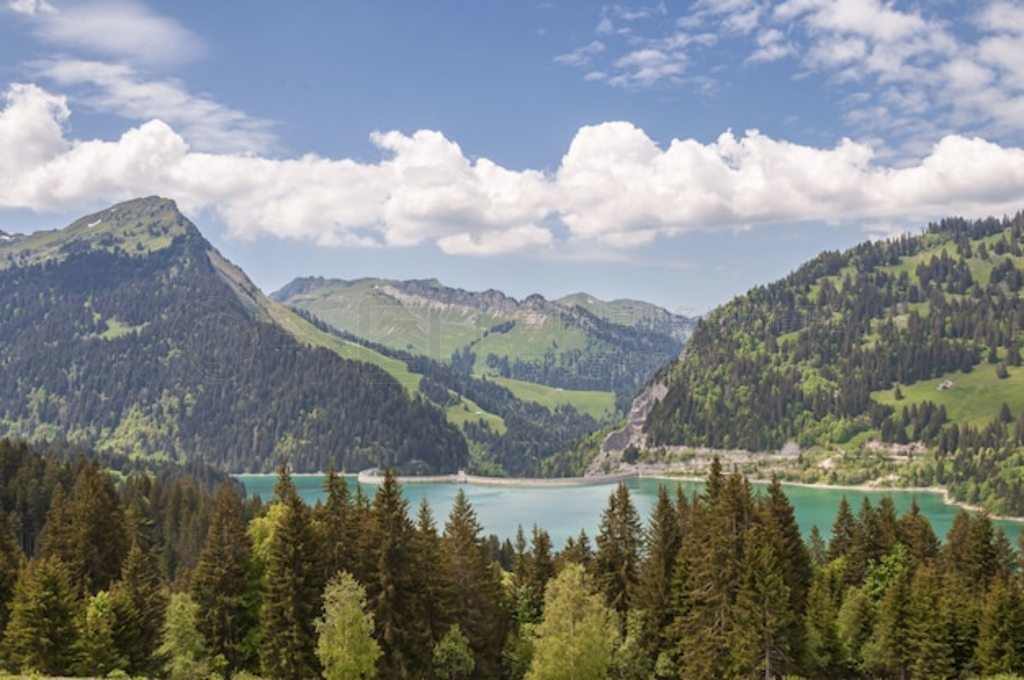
[
  {"xmin": 763, "ymin": 477, "xmax": 812, "ymax": 668},
  {"xmin": 0, "ymin": 556, "xmax": 78, "ymax": 676},
  {"xmin": 558, "ymin": 529, "xmax": 593, "ymax": 569},
  {"xmin": 412, "ymin": 497, "xmax": 454, "ymax": 649},
  {"xmin": 316, "ymin": 464, "xmax": 355, "ymax": 580},
  {"xmin": 444, "ymin": 488, "xmax": 508, "ymax": 678},
  {"xmin": 975, "ymin": 578, "xmax": 1024, "ymax": 675},
  {"xmin": 905, "ymin": 565, "xmax": 954, "ymax": 678},
  {"xmin": 258, "ymin": 466, "xmax": 322, "ymax": 679},
  {"xmin": 864, "ymin": 569, "xmax": 912, "ymax": 678},
  {"xmin": 527, "ymin": 524, "xmax": 554, "ymax": 614},
  {"xmin": 594, "ymin": 483, "xmax": 643, "ymax": 619},
  {"xmin": 807, "ymin": 525, "xmax": 827, "ymax": 566},
  {"xmin": 159, "ymin": 592, "xmax": 221, "ymax": 680},
  {"xmin": 0, "ymin": 508, "xmax": 22, "ymax": 635},
  {"xmin": 897, "ymin": 499, "xmax": 939, "ymax": 564},
  {"xmin": 730, "ymin": 510, "xmax": 794, "ymax": 679},
  {"xmin": 526, "ymin": 563, "xmax": 618, "ymax": 680},
  {"xmin": 634, "ymin": 484, "xmax": 682, "ymax": 655},
  {"xmin": 110, "ymin": 539, "xmax": 168, "ymax": 676},
  {"xmin": 367, "ymin": 470, "xmax": 430, "ymax": 677},
  {"xmin": 804, "ymin": 569, "xmax": 843, "ymax": 677},
  {"xmin": 826, "ymin": 497, "xmax": 856, "ymax": 561},
  {"xmin": 65, "ymin": 459, "xmax": 130, "ymax": 593},
  {"xmin": 316, "ymin": 572, "xmax": 381, "ymax": 680},
  {"xmin": 192, "ymin": 481, "xmax": 253, "ymax": 668}
]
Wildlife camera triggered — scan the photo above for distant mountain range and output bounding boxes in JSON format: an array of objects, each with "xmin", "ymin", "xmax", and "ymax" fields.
[
  {"xmin": 0, "ymin": 197, "xmax": 467, "ymax": 474},
  {"xmin": 0, "ymin": 197, "xmax": 694, "ymax": 476},
  {"xmin": 273, "ymin": 276, "xmax": 694, "ymax": 411}
]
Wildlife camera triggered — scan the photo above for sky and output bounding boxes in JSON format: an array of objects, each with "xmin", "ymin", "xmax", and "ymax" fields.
[{"xmin": 2, "ymin": 1, "xmax": 1024, "ymax": 314}]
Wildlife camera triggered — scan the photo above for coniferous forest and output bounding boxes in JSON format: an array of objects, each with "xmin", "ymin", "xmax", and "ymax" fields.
[{"xmin": 3, "ymin": 439, "xmax": 1024, "ymax": 679}]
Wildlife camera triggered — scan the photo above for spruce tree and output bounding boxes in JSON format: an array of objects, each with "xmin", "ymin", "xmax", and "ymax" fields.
[
  {"xmin": 826, "ymin": 496, "xmax": 856, "ymax": 561},
  {"xmin": 804, "ymin": 569, "xmax": 844, "ymax": 677},
  {"xmin": 443, "ymin": 488, "xmax": 508, "ymax": 678},
  {"xmin": 110, "ymin": 539, "xmax": 168, "ymax": 676},
  {"xmin": 594, "ymin": 482, "xmax": 643, "ymax": 619},
  {"xmin": 975, "ymin": 578, "xmax": 1024, "ymax": 675},
  {"xmin": 864, "ymin": 569, "xmax": 912, "ymax": 678},
  {"xmin": 413, "ymin": 497, "xmax": 453, "ymax": 647},
  {"xmin": 67, "ymin": 459, "xmax": 130, "ymax": 593},
  {"xmin": 897, "ymin": 499, "xmax": 939, "ymax": 564},
  {"xmin": 192, "ymin": 481, "xmax": 253, "ymax": 669},
  {"xmin": 0, "ymin": 556, "xmax": 78, "ymax": 676},
  {"xmin": 764, "ymin": 477, "xmax": 812, "ymax": 667},
  {"xmin": 258, "ymin": 465, "xmax": 322, "ymax": 679},
  {"xmin": 807, "ymin": 525, "xmax": 827, "ymax": 566},
  {"xmin": 634, "ymin": 484, "xmax": 682, "ymax": 655},
  {"xmin": 730, "ymin": 508, "xmax": 794, "ymax": 679},
  {"xmin": 905, "ymin": 565, "xmax": 954, "ymax": 678},
  {"xmin": 367, "ymin": 470, "xmax": 430, "ymax": 677},
  {"xmin": 526, "ymin": 524, "xmax": 554, "ymax": 615},
  {"xmin": 316, "ymin": 464, "xmax": 355, "ymax": 579},
  {"xmin": 0, "ymin": 508, "xmax": 22, "ymax": 635}
]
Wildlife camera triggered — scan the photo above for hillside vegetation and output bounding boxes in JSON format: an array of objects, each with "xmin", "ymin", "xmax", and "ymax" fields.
[{"xmin": 646, "ymin": 213, "xmax": 1024, "ymax": 514}]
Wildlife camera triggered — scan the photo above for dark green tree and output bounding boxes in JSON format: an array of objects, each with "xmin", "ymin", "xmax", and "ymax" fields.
[
  {"xmin": 634, "ymin": 484, "xmax": 682, "ymax": 655},
  {"xmin": 0, "ymin": 557, "xmax": 78, "ymax": 676},
  {"xmin": 258, "ymin": 466, "xmax": 322, "ymax": 679},
  {"xmin": 110, "ymin": 539, "xmax": 168, "ymax": 676},
  {"xmin": 594, "ymin": 483, "xmax": 643, "ymax": 619},
  {"xmin": 192, "ymin": 482, "xmax": 253, "ymax": 668},
  {"xmin": 0, "ymin": 509, "xmax": 22, "ymax": 635}
]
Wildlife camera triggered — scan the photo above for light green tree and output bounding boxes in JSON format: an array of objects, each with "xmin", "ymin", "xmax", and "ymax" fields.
[
  {"xmin": 73, "ymin": 590, "xmax": 127, "ymax": 676},
  {"xmin": 433, "ymin": 624, "xmax": 475, "ymax": 679},
  {"xmin": 526, "ymin": 563, "xmax": 619, "ymax": 680},
  {"xmin": 316, "ymin": 572, "xmax": 381, "ymax": 680},
  {"xmin": 158, "ymin": 592, "xmax": 222, "ymax": 680}
]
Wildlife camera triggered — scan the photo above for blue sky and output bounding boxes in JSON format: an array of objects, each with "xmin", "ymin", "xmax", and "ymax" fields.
[{"xmin": 2, "ymin": 0, "xmax": 1024, "ymax": 313}]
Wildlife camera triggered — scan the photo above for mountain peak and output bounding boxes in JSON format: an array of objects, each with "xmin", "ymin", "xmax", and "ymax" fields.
[{"xmin": 0, "ymin": 196, "xmax": 199, "ymax": 269}]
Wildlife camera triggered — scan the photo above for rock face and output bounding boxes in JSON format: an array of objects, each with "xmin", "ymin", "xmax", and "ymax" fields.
[{"xmin": 586, "ymin": 382, "xmax": 669, "ymax": 475}]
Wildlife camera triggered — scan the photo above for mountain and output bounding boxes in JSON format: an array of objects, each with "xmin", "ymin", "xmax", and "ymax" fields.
[
  {"xmin": 273, "ymin": 276, "xmax": 694, "ymax": 413},
  {"xmin": 0, "ymin": 197, "xmax": 467, "ymax": 474},
  {"xmin": 636, "ymin": 212, "xmax": 1024, "ymax": 514}
]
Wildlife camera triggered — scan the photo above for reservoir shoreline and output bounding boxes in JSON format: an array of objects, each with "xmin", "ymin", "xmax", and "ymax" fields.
[{"xmin": 234, "ymin": 468, "xmax": 1024, "ymax": 523}]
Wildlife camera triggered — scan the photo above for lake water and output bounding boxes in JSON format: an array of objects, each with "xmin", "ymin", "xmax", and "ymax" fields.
[{"xmin": 235, "ymin": 475, "xmax": 1023, "ymax": 549}]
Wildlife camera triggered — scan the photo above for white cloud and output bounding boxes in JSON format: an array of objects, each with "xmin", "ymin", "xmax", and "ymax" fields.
[
  {"xmin": 36, "ymin": 59, "xmax": 273, "ymax": 153},
  {"xmin": 20, "ymin": 0, "xmax": 202, "ymax": 66},
  {"xmin": 608, "ymin": 49, "xmax": 686, "ymax": 87},
  {"xmin": 3, "ymin": 84, "xmax": 1024, "ymax": 257},
  {"xmin": 553, "ymin": 41, "xmax": 605, "ymax": 67}
]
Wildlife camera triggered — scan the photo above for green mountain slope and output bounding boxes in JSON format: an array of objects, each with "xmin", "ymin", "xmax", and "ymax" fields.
[
  {"xmin": 642, "ymin": 212, "xmax": 1024, "ymax": 514},
  {"xmin": 0, "ymin": 197, "xmax": 467, "ymax": 474},
  {"xmin": 273, "ymin": 276, "xmax": 693, "ymax": 413}
]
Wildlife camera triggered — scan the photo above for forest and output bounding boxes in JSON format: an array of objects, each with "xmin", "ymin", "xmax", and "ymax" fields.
[
  {"xmin": 0, "ymin": 224, "xmax": 467, "ymax": 474},
  {"xmin": 645, "ymin": 212, "xmax": 1024, "ymax": 514},
  {"xmin": 3, "ymin": 439, "xmax": 1024, "ymax": 679}
]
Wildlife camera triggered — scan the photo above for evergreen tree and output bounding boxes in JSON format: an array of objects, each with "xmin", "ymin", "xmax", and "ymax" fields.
[
  {"xmin": 526, "ymin": 563, "xmax": 618, "ymax": 680},
  {"xmin": 0, "ymin": 557, "xmax": 77, "ymax": 676},
  {"xmin": 807, "ymin": 525, "xmax": 827, "ymax": 567},
  {"xmin": 863, "ymin": 569, "xmax": 912, "ymax": 678},
  {"xmin": 110, "ymin": 539, "xmax": 168, "ymax": 676},
  {"xmin": 634, "ymin": 484, "xmax": 682, "ymax": 655},
  {"xmin": 826, "ymin": 497, "xmax": 856, "ymax": 561},
  {"xmin": 804, "ymin": 568, "xmax": 844, "ymax": 677},
  {"xmin": 59, "ymin": 459, "xmax": 130, "ymax": 593},
  {"xmin": 610, "ymin": 610, "xmax": 654, "ymax": 680},
  {"xmin": 433, "ymin": 624, "xmax": 476, "ymax": 680},
  {"xmin": 905, "ymin": 565, "xmax": 954, "ymax": 679},
  {"xmin": 258, "ymin": 466, "xmax": 322, "ymax": 679},
  {"xmin": 316, "ymin": 464, "xmax": 355, "ymax": 579},
  {"xmin": 730, "ymin": 511, "xmax": 794, "ymax": 678},
  {"xmin": 414, "ymin": 497, "xmax": 454, "ymax": 647},
  {"xmin": 594, "ymin": 482, "xmax": 643, "ymax": 619},
  {"xmin": 367, "ymin": 470, "xmax": 430, "ymax": 677},
  {"xmin": 158, "ymin": 592, "xmax": 221, "ymax": 680},
  {"xmin": 443, "ymin": 488, "xmax": 508, "ymax": 678},
  {"xmin": 192, "ymin": 481, "xmax": 253, "ymax": 668},
  {"xmin": 73, "ymin": 590, "xmax": 127, "ymax": 677},
  {"xmin": 975, "ymin": 578, "xmax": 1024, "ymax": 675},
  {"xmin": 0, "ymin": 509, "xmax": 22, "ymax": 635},
  {"xmin": 763, "ymin": 477, "xmax": 812, "ymax": 667},
  {"xmin": 897, "ymin": 499, "xmax": 939, "ymax": 564},
  {"xmin": 316, "ymin": 572, "xmax": 381, "ymax": 680},
  {"xmin": 558, "ymin": 529, "xmax": 593, "ymax": 569},
  {"xmin": 526, "ymin": 525, "xmax": 554, "ymax": 614}
]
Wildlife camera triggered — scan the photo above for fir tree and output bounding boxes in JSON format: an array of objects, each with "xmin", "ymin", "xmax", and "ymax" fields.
[
  {"xmin": 594, "ymin": 482, "xmax": 643, "ymax": 619},
  {"xmin": 807, "ymin": 525, "xmax": 827, "ymax": 566},
  {"xmin": 905, "ymin": 565, "xmax": 954, "ymax": 679},
  {"xmin": 0, "ymin": 508, "xmax": 22, "ymax": 635},
  {"xmin": 316, "ymin": 464, "xmax": 355, "ymax": 579},
  {"xmin": 975, "ymin": 578, "xmax": 1024, "ymax": 675},
  {"xmin": 897, "ymin": 499, "xmax": 939, "ymax": 564},
  {"xmin": 0, "ymin": 557, "xmax": 78, "ymax": 676},
  {"xmin": 110, "ymin": 539, "xmax": 168, "ymax": 676},
  {"xmin": 826, "ymin": 497, "xmax": 856, "ymax": 561},
  {"xmin": 804, "ymin": 568, "xmax": 844, "ymax": 677},
  {"xmin": 367, "ymin": 470, "xmax": 430, "ymax": 677},
  {"xmin": 258, "ymin": 465, "xmax": 322, "ymax": 679},
  {"xmin": 634, "ymin": 484, "xmax": 682, "ymax": 655},
  {"xmin": 443, "ymin": 488, "xmax": 508, "ymax": 678},
  {"xmin": 192, "ymin": 481, "xmax": 253, "ymax": 668}
]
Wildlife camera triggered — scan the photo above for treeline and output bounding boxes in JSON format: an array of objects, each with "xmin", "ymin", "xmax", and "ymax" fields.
[
  {"xmin": 4, "ymin": 446, "xmax": 1024, "ymax": 678},
  {"xmin": 0, "ymin": 234, "xmax": 467, "ymax": 473},
  {"xmin": 646, "ymin": 212, "xmax": 1024, "ymax": 512},
  {"xmin": 292, "ymin": 307, "xmax": 600, "ymax": 475}
]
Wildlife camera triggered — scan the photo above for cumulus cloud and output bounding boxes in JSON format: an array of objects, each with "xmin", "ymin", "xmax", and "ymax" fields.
[{"xmin": 2, "ymin": 84, "xmax": 1024, "ymax": 256}]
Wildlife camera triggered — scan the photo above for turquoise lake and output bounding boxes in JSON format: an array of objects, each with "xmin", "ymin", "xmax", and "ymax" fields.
[{"xmin": 235, "ymin": 475, "xmax": 1023, "ymax": 549}]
